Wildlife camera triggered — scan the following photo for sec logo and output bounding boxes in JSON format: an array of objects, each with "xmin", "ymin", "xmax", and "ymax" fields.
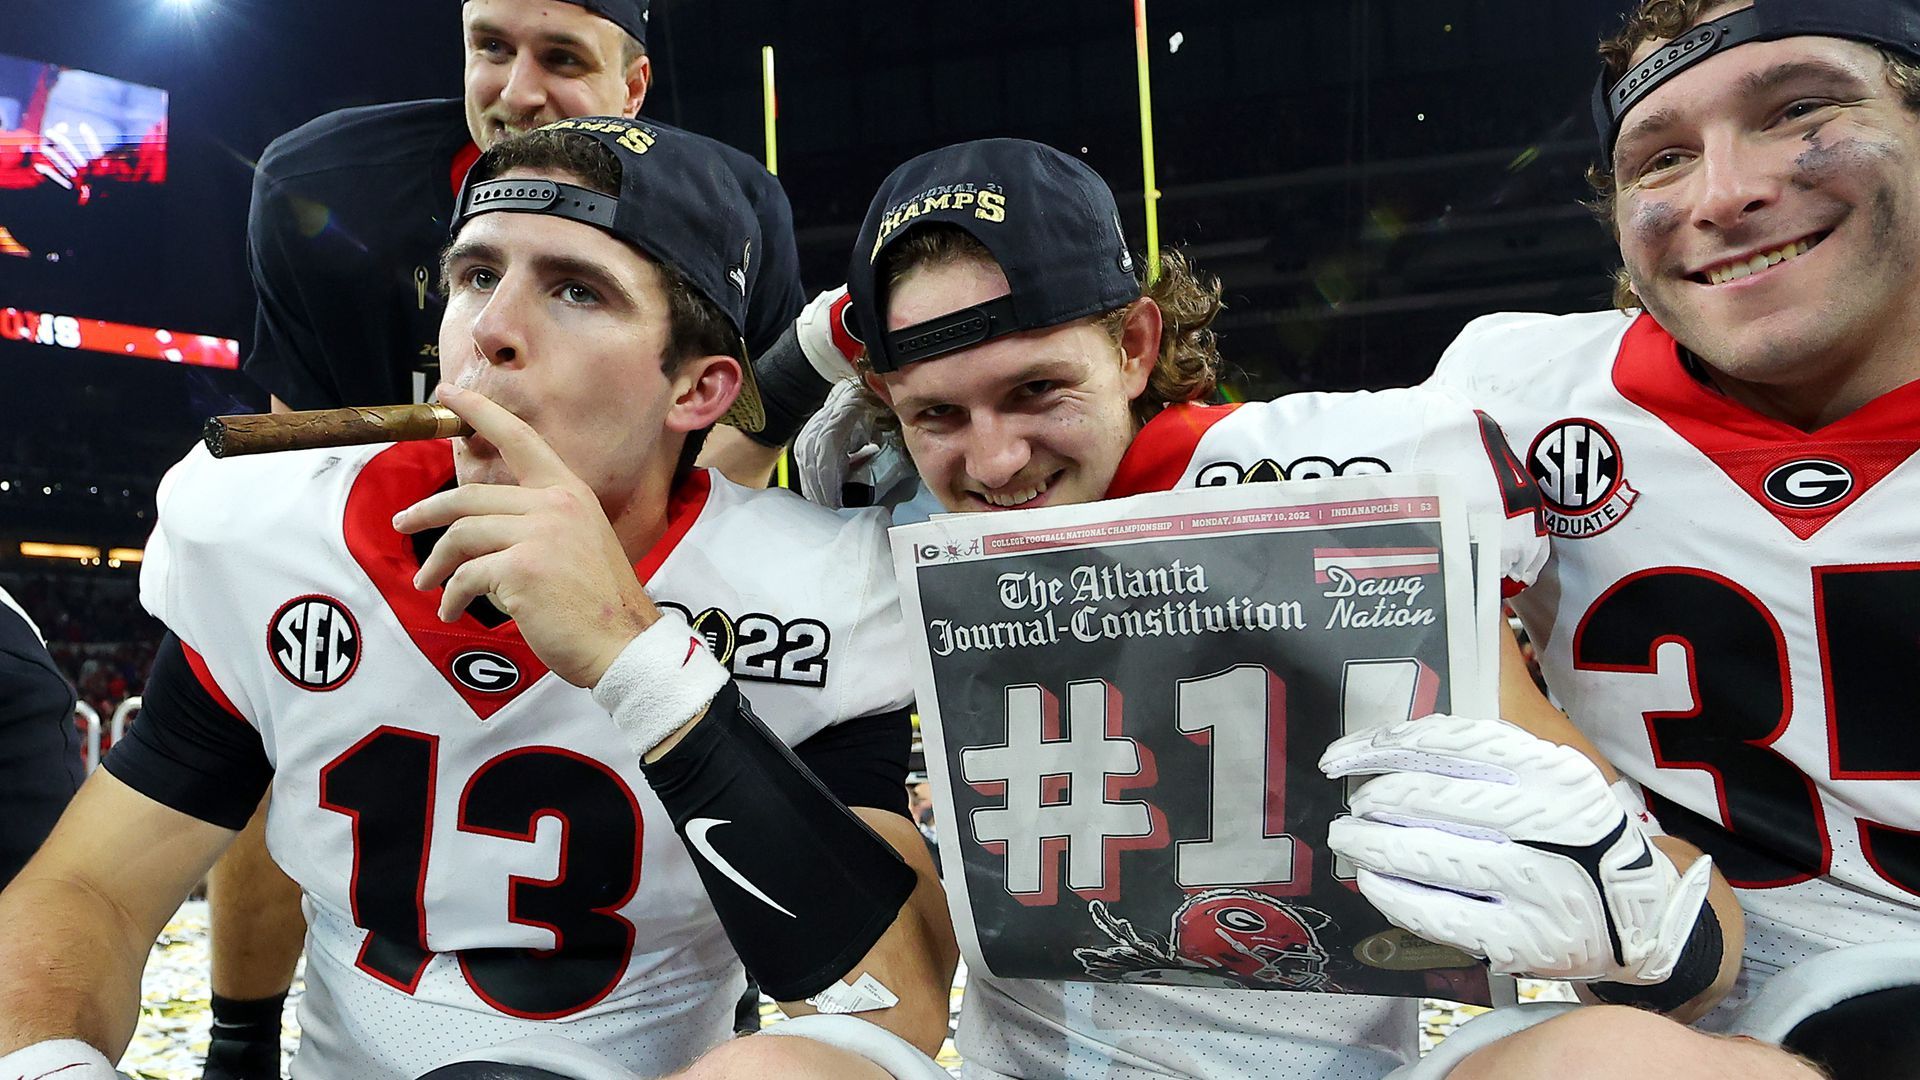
[
  {"xmin": 1526, "ymin": 419, "xmax": 1638, "ymax": 538},
  {"xmin": 450, "ymin": 650, "xmax": 520, "ymax": 693},
  {"xmin": 1763, "ymin": 459, "xmax": 1853, "ymax": 510},
  {"xmin": 268, "ymin": 595, "xmax": 360, "ymax": 691}
]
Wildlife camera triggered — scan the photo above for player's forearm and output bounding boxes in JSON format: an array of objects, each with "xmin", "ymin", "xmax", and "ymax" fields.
[
  {"xmin": 1579, "ymin": 835, "xmax": 1745, "ymax": 1023},
  {"xmin": 774, "ymin": 811, "xmax": 958, "ymax": 1056},
  {"xmin": 0, "ymin": 875, "xmax": 150, "ymax": 1057},
  {"xmin": 1495, "ymin": 627, "xmax": 1619, "ymax": 781}
]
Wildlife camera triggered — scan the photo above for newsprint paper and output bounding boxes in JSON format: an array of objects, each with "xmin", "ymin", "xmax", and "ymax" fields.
[{"xmin": 890, "ymin": 474, "xmax": 1508, "ymax": 1004}]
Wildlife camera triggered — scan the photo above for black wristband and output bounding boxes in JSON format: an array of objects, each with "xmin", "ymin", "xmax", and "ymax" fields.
[
  {"xmin": 1588, "ymin": 901, "xmax": 1725, "ymax": 1013},
  {"xmin": 746, "ymin": 321, "xmax": 835, "ymax": 448},
  {"xmin": 640, "ymin": 683, "xmax": 917, "ymax": 1000}
]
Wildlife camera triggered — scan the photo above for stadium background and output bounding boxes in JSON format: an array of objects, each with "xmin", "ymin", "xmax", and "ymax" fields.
[{"xmin": 2, "ymin": 0, "xmax": 1626, "ymax": 1069}]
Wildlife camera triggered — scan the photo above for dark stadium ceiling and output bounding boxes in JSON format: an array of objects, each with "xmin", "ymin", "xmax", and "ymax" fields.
[{"xmin": 3, "ymin": 0, "xmax": 1637, "ymax": 481}]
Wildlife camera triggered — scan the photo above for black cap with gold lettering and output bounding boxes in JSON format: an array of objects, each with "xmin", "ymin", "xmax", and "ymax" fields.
[
  {"xmin": 849, "ymin": 139, "xmax": 1141, "ymax": 373},
  {"xmin": 452, "ymin": 116, "xmax": 765, "ymax": 431}
]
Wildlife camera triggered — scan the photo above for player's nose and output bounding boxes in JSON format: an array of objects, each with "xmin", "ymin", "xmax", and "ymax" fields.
[
  {"xmin": 499, "ymin": 53, "xmax": 548, "ymax": 112},
  {"xmin": 1691, "ymin": 130, "xmax": 1783, "ymax": 234},
  {"xmin": 469, "ymin": 283, "xmax": 529, "ymax": 368},
  {"xmin": 964, "ymin": 413, "xmax": 1033, "ymax": 490}
]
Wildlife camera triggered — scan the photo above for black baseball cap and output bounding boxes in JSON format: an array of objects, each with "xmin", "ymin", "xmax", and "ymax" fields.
[
  {"xmin": 848, "ymin": 138, "xmax": 1142, "ymax": 373},
  {"xmin": 462, "ymin": 1, "xmax": 650, "ymax": 47},
  {"xmin": 451, "ymin": 116, "xmax": 766, "ymax": 432},
  {"xmin": 1594, "ymin": 0, "xmax": 1920, "ymax": 161}
]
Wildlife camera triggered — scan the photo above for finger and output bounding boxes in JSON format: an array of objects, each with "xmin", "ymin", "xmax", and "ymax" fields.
[
  {"xmin": 394, "ymin": 481, "xmax": 544, "ymax": 533},
  {"xmin": 438, "ymin": 549, "xmax": 514, "ymax": 623},
  {"xmin": 1329, "ymin": 816, "xmax": 1518, "ymax": 903},
  {"xmin": 414, "ymin": 514, "xmax": 532, "ymax": 592},
  {"xmin": 436, "ymin": 384, "xmax": 574, "ymax": 489},
  {"xmin": 1320, "ymin": 714, "xmax": 1533, "ymax": 782}
]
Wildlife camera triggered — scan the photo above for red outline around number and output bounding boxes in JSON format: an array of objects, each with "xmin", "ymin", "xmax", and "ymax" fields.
[
  {"xmin": 1813, "ymin": 562, "xmax": 1920, "ymax": 781},
  {"xmin": 454, "ymin": 745, "xmax": 644, "ymax": 1020},
  {"xmin": 317, "ymin": 726, "xmax": 437, "ymax": 994},
  {"xmin": 1573, "ymin": 566, "xmax": 1826, "ymax": 889}
]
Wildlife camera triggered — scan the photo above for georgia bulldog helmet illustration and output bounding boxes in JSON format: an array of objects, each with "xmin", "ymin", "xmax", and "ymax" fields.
[{"xmin": 1075, "ymin": 888, "xmax": 1340, "ymax": 991}]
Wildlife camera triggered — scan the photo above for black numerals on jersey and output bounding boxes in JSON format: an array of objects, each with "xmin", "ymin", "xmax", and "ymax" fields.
[
  {"xmin": 319, "ymin": 730, "xmax": 644, "ymax": 1016},
  {"xmin": 1575, "ymin": 564, "xmax": 1920, "ymax": 896},
  {"xmin": 319, "ymin": 727, "xmax": 437, "ymax": 992},
  {"xmin": 1473, "ymin": 411, "xmax": 1547, "ymax": 535}
]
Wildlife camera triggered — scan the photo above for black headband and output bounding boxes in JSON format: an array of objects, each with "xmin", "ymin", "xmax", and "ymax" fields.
[{"xmin": 1593, "ymin": 0, "xmax": 1920, "ymax": 161}]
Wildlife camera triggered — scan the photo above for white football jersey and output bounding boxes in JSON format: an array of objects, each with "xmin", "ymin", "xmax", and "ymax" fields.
[
  {"xmin": 141, "ymin": 441, "xmax": 910, "ymax": 1079},
  {"xmin": 954, "ymin": 391, "xmax": 1549, "ymax": 1080},
  {"xmin": 1431, "ymin": 310, "xmax": 1920, "ymax": 1022}
]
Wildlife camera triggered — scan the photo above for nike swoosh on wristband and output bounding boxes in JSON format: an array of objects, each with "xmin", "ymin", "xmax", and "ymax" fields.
[{"xmin": 687, "ymin": 817, "xmax": 797, "ymax": 918}]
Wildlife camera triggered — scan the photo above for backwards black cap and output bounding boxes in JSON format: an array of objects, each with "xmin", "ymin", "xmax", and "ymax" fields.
[
  {"xmin": 848, "ymin": 138, "xmax": 1141, "ymax": 373},
  {"xmin": 451, "ymin": 116, "xmax": 765, "ymax": 432},
  {"xmin": 460, "ymin": 1, "xmax": 649, "ymax": 47},
  {"xmin": 1594, "ymin": 0, "xmax": 1920, "ymax": 161}
]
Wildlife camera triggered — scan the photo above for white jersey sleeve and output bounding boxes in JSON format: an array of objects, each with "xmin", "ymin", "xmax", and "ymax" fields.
[{"xmin": 1113, "ymin": 389, "xmax": 1549, "ymax": 590}]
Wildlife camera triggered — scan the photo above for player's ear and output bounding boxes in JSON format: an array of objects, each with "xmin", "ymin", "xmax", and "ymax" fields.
[
  {"xmin": 664, "ymin": 354, "xmax": 740, "ymax": 434},
  {"xmin": 863, "ymin": 370, "xmax": 894, "ymax": 407},
  {"xmin": 1116, "ymin": 297, "xmax": 1161, "ymax": 403},
  {"xmin": 622, "ymin": 47, "xmax": 653, "ymax": 115}
]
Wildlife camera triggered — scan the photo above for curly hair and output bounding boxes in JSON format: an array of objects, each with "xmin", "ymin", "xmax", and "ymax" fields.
[
  {"xmin": 1590, "ymin": 0, "xmax": 1920, "ymax": 308},
  {"xmin": 877, "ymin": 225, "xmax": 1226, "ymax": 426}
]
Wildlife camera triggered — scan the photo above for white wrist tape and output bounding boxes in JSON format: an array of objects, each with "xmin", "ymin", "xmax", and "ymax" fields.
[
  {"xmin": 0, "ymin": 1038, "xmax": 117, "ymax": 1079},
  {"xmin": 805, "ymin": 972, "xmax": 900, "ymax": 1015},
  {"xmin": 591, "ymin": 611, "xmax": 731, "ymax": 759}
]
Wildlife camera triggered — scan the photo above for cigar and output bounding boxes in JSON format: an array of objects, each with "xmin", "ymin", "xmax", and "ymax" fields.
[{"xmin": 203, "ymin": 404, "xmax": 474, "ymax": 458}]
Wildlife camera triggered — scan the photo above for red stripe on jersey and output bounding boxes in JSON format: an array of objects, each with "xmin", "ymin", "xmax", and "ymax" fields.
[
  {"xmin": 342, "ymin": 443, "xmax": 715, "ymax": 719},
  {"xmin": 1614, "ymin": 314, "xmax": 1920, "ymax": 539},
  {"xmin": 178, "ymin": 639, "xmax": 245, "ymax": 720},
  {"xmin": 636, "ymin": 468, "xmax": 712, "ymax": 582},
  {"xmin": 1105, "ymin": 402, "xmax": 1244, "ymax": 497},
  {"xmin": 449, "ymin": 140, "xmax": 481, "ymax": 194}
]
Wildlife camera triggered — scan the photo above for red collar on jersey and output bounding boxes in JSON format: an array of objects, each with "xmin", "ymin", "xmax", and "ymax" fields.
[
  {"xmin": 341, "ymin": 439, "xmax": 712, "ymax": 719},
  {"xmin": 1614, "ymin": 313, "xmax": 1920, "ymax": 539},
  {"xmin": 449, "ymin": 141, "xmax": 481, "ymax": 196},
  {"xmin": 1106, "ymin": 401, "xmax": 1244, "ymax": 498}
]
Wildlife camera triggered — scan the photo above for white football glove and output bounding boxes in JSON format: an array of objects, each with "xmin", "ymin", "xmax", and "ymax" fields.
[
  {"xmin": 0, "ymin": 1038, "xmax": 118, "ymax": 1079},
  {"xmin": 750, "ymin": 286, "xmax": 866, "ymax": 447},
  {"xmin": 793, "ymin": 378, "xmax": 917, "ymax": 511},
  {"xmin": 1320, "ymin": 713, "xmax": 1713, "ymax": 985}
]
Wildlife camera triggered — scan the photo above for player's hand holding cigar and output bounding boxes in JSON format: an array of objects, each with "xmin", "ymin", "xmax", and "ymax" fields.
[
  {"xmin": 202, "ymin": 403, "xmax": 474, "ymax": 457},
  {"xmin": 391, "ymin": 384, "xmax": 664, "ymax": 689}
]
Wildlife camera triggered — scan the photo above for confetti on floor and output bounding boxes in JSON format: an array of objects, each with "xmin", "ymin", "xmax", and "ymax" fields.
[{"xmin": 123, "ymin": 901, "xmax": 1572, "ymax": 1077}]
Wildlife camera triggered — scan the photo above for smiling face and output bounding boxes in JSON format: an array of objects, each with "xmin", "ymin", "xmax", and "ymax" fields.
[
  {"xmin": 438, "ymin": 170, "xmax": 687, "ymax": 513},
  {"xmin": 462, "ymin": 0, "xmax": 649, "ymax": 150},
  {"xmin": 1610, "ymin": 7, "xmax": 1920, "ymax": 420},
  {"xmin": 874, "ymin": 256, "xmax": 1153, "ymax": 514}
]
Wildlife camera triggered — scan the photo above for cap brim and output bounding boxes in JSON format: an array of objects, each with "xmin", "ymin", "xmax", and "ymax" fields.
[{"xmin": 716, "ymin": 337, "xmax": 767, "ymax": 434}]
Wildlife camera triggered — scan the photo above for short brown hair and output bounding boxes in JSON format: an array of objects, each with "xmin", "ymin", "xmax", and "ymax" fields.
[
  {"xmin": 878, "ymin": 225, "xmax": 1226, "ymax": 426},
  {"xmin": 1591, "ymin": 0, "xmax": 1920, "ymax": 307},
  {"xmin": 458, "ymin": 128, "xmax": 741, "ymax": 471}
]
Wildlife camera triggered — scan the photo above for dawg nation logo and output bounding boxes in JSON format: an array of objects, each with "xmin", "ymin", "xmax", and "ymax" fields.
[
  {"xmin": 1527, "ymin": 419, "xmax": 1638, "ymax": 538},
  {"xmin": 871, "ymin": 182, "xmax": 1008, "ymax": 258}
]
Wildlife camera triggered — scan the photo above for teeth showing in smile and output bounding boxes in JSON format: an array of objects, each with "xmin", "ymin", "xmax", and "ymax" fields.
[
  {"xmin": 982, "ymin": 481, "xmax": 1048, "ymax": 507},
  {"xmin": 1706, "ymin": 239, "xmax": 1816, "ymax": 286}
]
